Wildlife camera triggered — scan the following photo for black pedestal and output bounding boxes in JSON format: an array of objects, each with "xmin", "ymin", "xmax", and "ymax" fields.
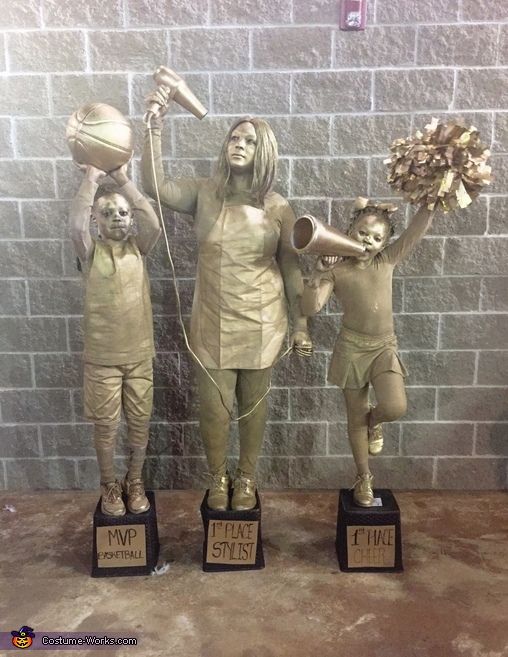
[
  {"xmin": 336, "ymin": 489, "xmax": 403, "ymax": 572},
  {"xmin": 200, "ymin": 490, "xmax": 265, "ymax": 572},
  {"xmin": 91, "ymin": 490, "xmax": 160, "ymax": 577}
]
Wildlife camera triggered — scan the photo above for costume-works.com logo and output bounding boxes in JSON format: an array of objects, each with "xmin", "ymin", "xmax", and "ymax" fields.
[{"xmin": 10, "ymin": 626, "xmax": 35, "ymax": 649}]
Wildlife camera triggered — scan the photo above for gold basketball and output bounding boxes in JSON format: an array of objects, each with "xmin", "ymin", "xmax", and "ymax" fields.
[{"xmin": 66, "ymin": 103, "xmax": 134, "ymax": 173}]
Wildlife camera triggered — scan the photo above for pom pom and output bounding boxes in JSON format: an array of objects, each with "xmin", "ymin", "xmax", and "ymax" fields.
[{"xmin": 385, "ymin": 118, "xmax": 492, "ymax": 212}]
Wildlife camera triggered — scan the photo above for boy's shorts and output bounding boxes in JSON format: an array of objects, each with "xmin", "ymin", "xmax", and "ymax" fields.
[
  {"xmin": 328, "ymin": 327, "xmax": 407, "ymax": 389},
  {"xmin": 83, "ymin": 358, "xmax": 153, "ymax": 424}
]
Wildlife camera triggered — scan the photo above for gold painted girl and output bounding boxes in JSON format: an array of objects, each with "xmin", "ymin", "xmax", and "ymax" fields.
[{"xmin": 301, "ymin": 198, "xmax": 435, "ymax": 507}]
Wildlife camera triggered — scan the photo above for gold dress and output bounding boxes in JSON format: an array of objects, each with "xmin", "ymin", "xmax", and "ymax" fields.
[{"xmin": 142, "ymin": 129, "xmax": 306, "ymax": 369}]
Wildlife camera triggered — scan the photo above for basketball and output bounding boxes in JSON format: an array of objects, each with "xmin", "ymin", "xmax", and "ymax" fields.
[{"xmin": 66, "ymin": 103, "xmax": 134, "ymax": 173}]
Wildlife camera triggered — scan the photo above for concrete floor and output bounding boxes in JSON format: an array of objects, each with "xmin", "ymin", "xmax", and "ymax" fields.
[{"xmin": 0, "ymin": 490, "xmax": 507, "ymax": 657}]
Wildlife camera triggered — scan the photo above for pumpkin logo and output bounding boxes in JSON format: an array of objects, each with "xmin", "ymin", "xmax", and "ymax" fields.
[{"xmin": 11, "ymin": 626, "xmax": 35, "ymax": 649}]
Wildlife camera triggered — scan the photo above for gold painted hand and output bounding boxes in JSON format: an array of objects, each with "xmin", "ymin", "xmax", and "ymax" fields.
[{"xmin": 292, "ymin": 330, "xmax": 313, "ymax": 357}]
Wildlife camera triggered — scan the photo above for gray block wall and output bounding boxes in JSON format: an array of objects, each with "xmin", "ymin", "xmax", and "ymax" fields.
[{"xmin": 0, "ymin": 0, "xmax": 507, "ymax": 491}]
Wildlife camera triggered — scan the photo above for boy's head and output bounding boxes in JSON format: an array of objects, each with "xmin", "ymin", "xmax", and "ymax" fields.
[
  {"xmin": 348, "ymin": 198, "xmax": 397, "ymax": 262},
  {"xmin": 92, "ymin": 186, "xmax": 133, "ymax": 242}
]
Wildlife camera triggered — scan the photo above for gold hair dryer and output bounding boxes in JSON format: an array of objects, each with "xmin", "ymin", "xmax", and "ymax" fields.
[
  {"xmin": 291, "ymin": 215, "xmax": 366, "ymax": 257},
  {"xmin": 144, "ymin": 65, "xmax": 208, "ymax": 123}
]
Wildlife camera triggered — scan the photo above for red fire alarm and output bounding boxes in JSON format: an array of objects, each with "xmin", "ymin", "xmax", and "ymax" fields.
[{"xmin": 339, "ymin": 0, "xmax": 367, "ymax": 31}]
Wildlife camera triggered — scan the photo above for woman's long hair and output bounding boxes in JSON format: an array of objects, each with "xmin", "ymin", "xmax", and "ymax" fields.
[{"xmin": 215, "ymin": 117, "xmax": 278, "ymax": 204}]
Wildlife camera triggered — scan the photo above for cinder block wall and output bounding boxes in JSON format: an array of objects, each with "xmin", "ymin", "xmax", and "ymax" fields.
[{"xmin": 0, "ymin": 0, "xmax": 506, "ymax": 490}]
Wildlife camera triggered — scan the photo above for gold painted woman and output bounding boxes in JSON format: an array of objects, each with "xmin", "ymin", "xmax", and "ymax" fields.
[{"xmin": 142, "ymin": 89, "xmax": 311, "ymax": 511}]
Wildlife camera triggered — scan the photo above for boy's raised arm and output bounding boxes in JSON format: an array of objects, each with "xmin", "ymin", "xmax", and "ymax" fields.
[{"xmin": 69, "ymin": 165, "xmax": 102, "ymax": 263}]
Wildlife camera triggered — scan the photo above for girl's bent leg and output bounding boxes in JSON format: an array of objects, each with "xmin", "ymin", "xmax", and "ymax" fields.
[{"xmin": 371, "ymin": 371, "xmax": 407, "ymax": 425}]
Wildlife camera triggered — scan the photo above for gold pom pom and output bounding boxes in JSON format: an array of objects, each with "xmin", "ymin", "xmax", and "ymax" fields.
[{"xmin": 385, "ymin": 118, "xmax": 492, "ymax": 213}]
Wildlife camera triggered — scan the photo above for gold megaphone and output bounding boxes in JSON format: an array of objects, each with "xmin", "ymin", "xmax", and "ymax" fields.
[
  {"xmin": 144, "ymin": 65, "xmax": 208, "ymax": 123},
  {"xmin": 291, "ymin": 215, "xmax": 366, "ymax": 257}
]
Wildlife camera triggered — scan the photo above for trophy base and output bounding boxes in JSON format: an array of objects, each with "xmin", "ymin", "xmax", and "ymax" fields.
[
  {"xmin": 91, "ymin": 490, "xmax": 160, "ymax": 577},
  {"xmin": 336, "ymin": 488, "xmax": 403, "ymax": 572},
  {"xmin": 200, "ymin": 490, "xmax": 265, "ymax": 572}
]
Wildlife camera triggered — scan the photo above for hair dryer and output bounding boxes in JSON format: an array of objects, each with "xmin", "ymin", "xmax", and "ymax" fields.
[{"xmin": 144, "ymin": 66, "xmax": 208, "ymax": 123}]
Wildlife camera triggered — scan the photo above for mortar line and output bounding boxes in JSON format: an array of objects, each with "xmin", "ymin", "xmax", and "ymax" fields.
[
  {"xmin": 122, "ymin": 0, "xmax": 129, "ymax": 28},
  {"xmin": 3, "ymin": 33, "xmax": 9, "ymax": 73},
  {"xmin": 29, "ymin": 353, "xmax": 36, "ymax": 389},
  {"xmin": 24, "ymin": 278, "xmax": 30, "ymax": 315},
  {"xmin": 330, "ymin": 26, "xmax": 336, "ymax": 69},
  {"xmin": 83, "ymin": 30, "xmax": 91, "ymax": 73},
  {"xmin": 473, "ymin": 351, "xmax": 480, "ymax": 385},
  {"xmin": 470, "ymin": 421, "xmax": 480, "ymax": 455},
  {"xmin": 450, "ymin": 68, "xmax": 458, "ymax": 111}
]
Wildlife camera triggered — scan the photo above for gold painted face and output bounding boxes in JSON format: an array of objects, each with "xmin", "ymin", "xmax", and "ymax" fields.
[
  {"xmin": 227, "ymin": 122, "xmax": 257, "ymax": 174},
  {"xmin": 93, "ymin": 193, "xmax": 133, "ymax": 242},
  {"xmin": 349, "ymin": 214, "xmax": 389, "ymax": 262}
]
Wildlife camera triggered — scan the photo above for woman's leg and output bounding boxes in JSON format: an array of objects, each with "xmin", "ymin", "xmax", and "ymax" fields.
[
  {"xmin": 236, "ymin": 367, "xmax": 272, "ymax": 476},
  {"xmin": 197, "ymin": 367, "xmax": 238, "ymax": 509},
  {"xmin": 196, "ymin": 367, "xmax": 237, "ymax": 474}
]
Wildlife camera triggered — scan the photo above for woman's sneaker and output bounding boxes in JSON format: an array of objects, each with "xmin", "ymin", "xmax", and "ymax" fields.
[
  {"xmin": 231, "ymin": 470, "xmax": 257, "ymax": 511},
  {"xmin": 207, "ymin": 472, "xmax": 230, "ymax": 511}
]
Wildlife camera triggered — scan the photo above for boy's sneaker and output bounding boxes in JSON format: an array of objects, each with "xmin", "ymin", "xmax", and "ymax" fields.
[
  {"xmin": 100, "ymin": 480, "xmax": 126, "ymax": 516},
  {"xmin": 122, "ymin": 477, "xmax": 150, "ymax": 514},
  {"xmin": 351, "ymin": 473, "xmax": 374, "ymax": 507}
]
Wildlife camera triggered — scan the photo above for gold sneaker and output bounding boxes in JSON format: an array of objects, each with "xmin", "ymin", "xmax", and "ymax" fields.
[
  {"xmin": 207, "ymin": 472, "xmax": 230, "ymax": 511},
  {"xmin": 122, "ymin": 477, "xmax": 150, "ymax": 514},
  {"xmin": 100, "ymin": 480, "xmax": 126, "ymax": 516},
  {"xmin": 352, "ymin": 473, "xmax": 374, "ymax": 507},
  {"xmin": 368, "ymin": 407, "xmax": 384, "ymax": 455},
  {"xmin": 231, "ymin": 471, "xmax": 257, "ymax": 511}
]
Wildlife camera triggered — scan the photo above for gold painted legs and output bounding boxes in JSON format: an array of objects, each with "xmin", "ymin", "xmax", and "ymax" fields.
[
  {"xmin": 197, "ymin": 366, "xmax": 270, "ymax": 510},
  {"xmin": 84, "ymin": 360, "xmax": 153, "ymax": 515}
]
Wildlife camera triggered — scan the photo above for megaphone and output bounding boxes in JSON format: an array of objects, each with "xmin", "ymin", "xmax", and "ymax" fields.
[
  {"xmin": 144, "ymin": 66, "xmax": 208, "ymax": 123},
  {"xmin": 291, "ymin": 215, "xmax": 366, "ymax": 257}
]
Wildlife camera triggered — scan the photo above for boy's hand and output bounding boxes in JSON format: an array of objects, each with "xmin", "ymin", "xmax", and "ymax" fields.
[
  {"xmin": 84, "ymin": 164, "xmax": 107, "ymax": 183},
  {"xmin": 315, "ymin": 255, "xmax": 339, "ymax": 272},
  {"xmin": 109, "ymin": 163, "xmax": 130, "ymax": 186}
]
